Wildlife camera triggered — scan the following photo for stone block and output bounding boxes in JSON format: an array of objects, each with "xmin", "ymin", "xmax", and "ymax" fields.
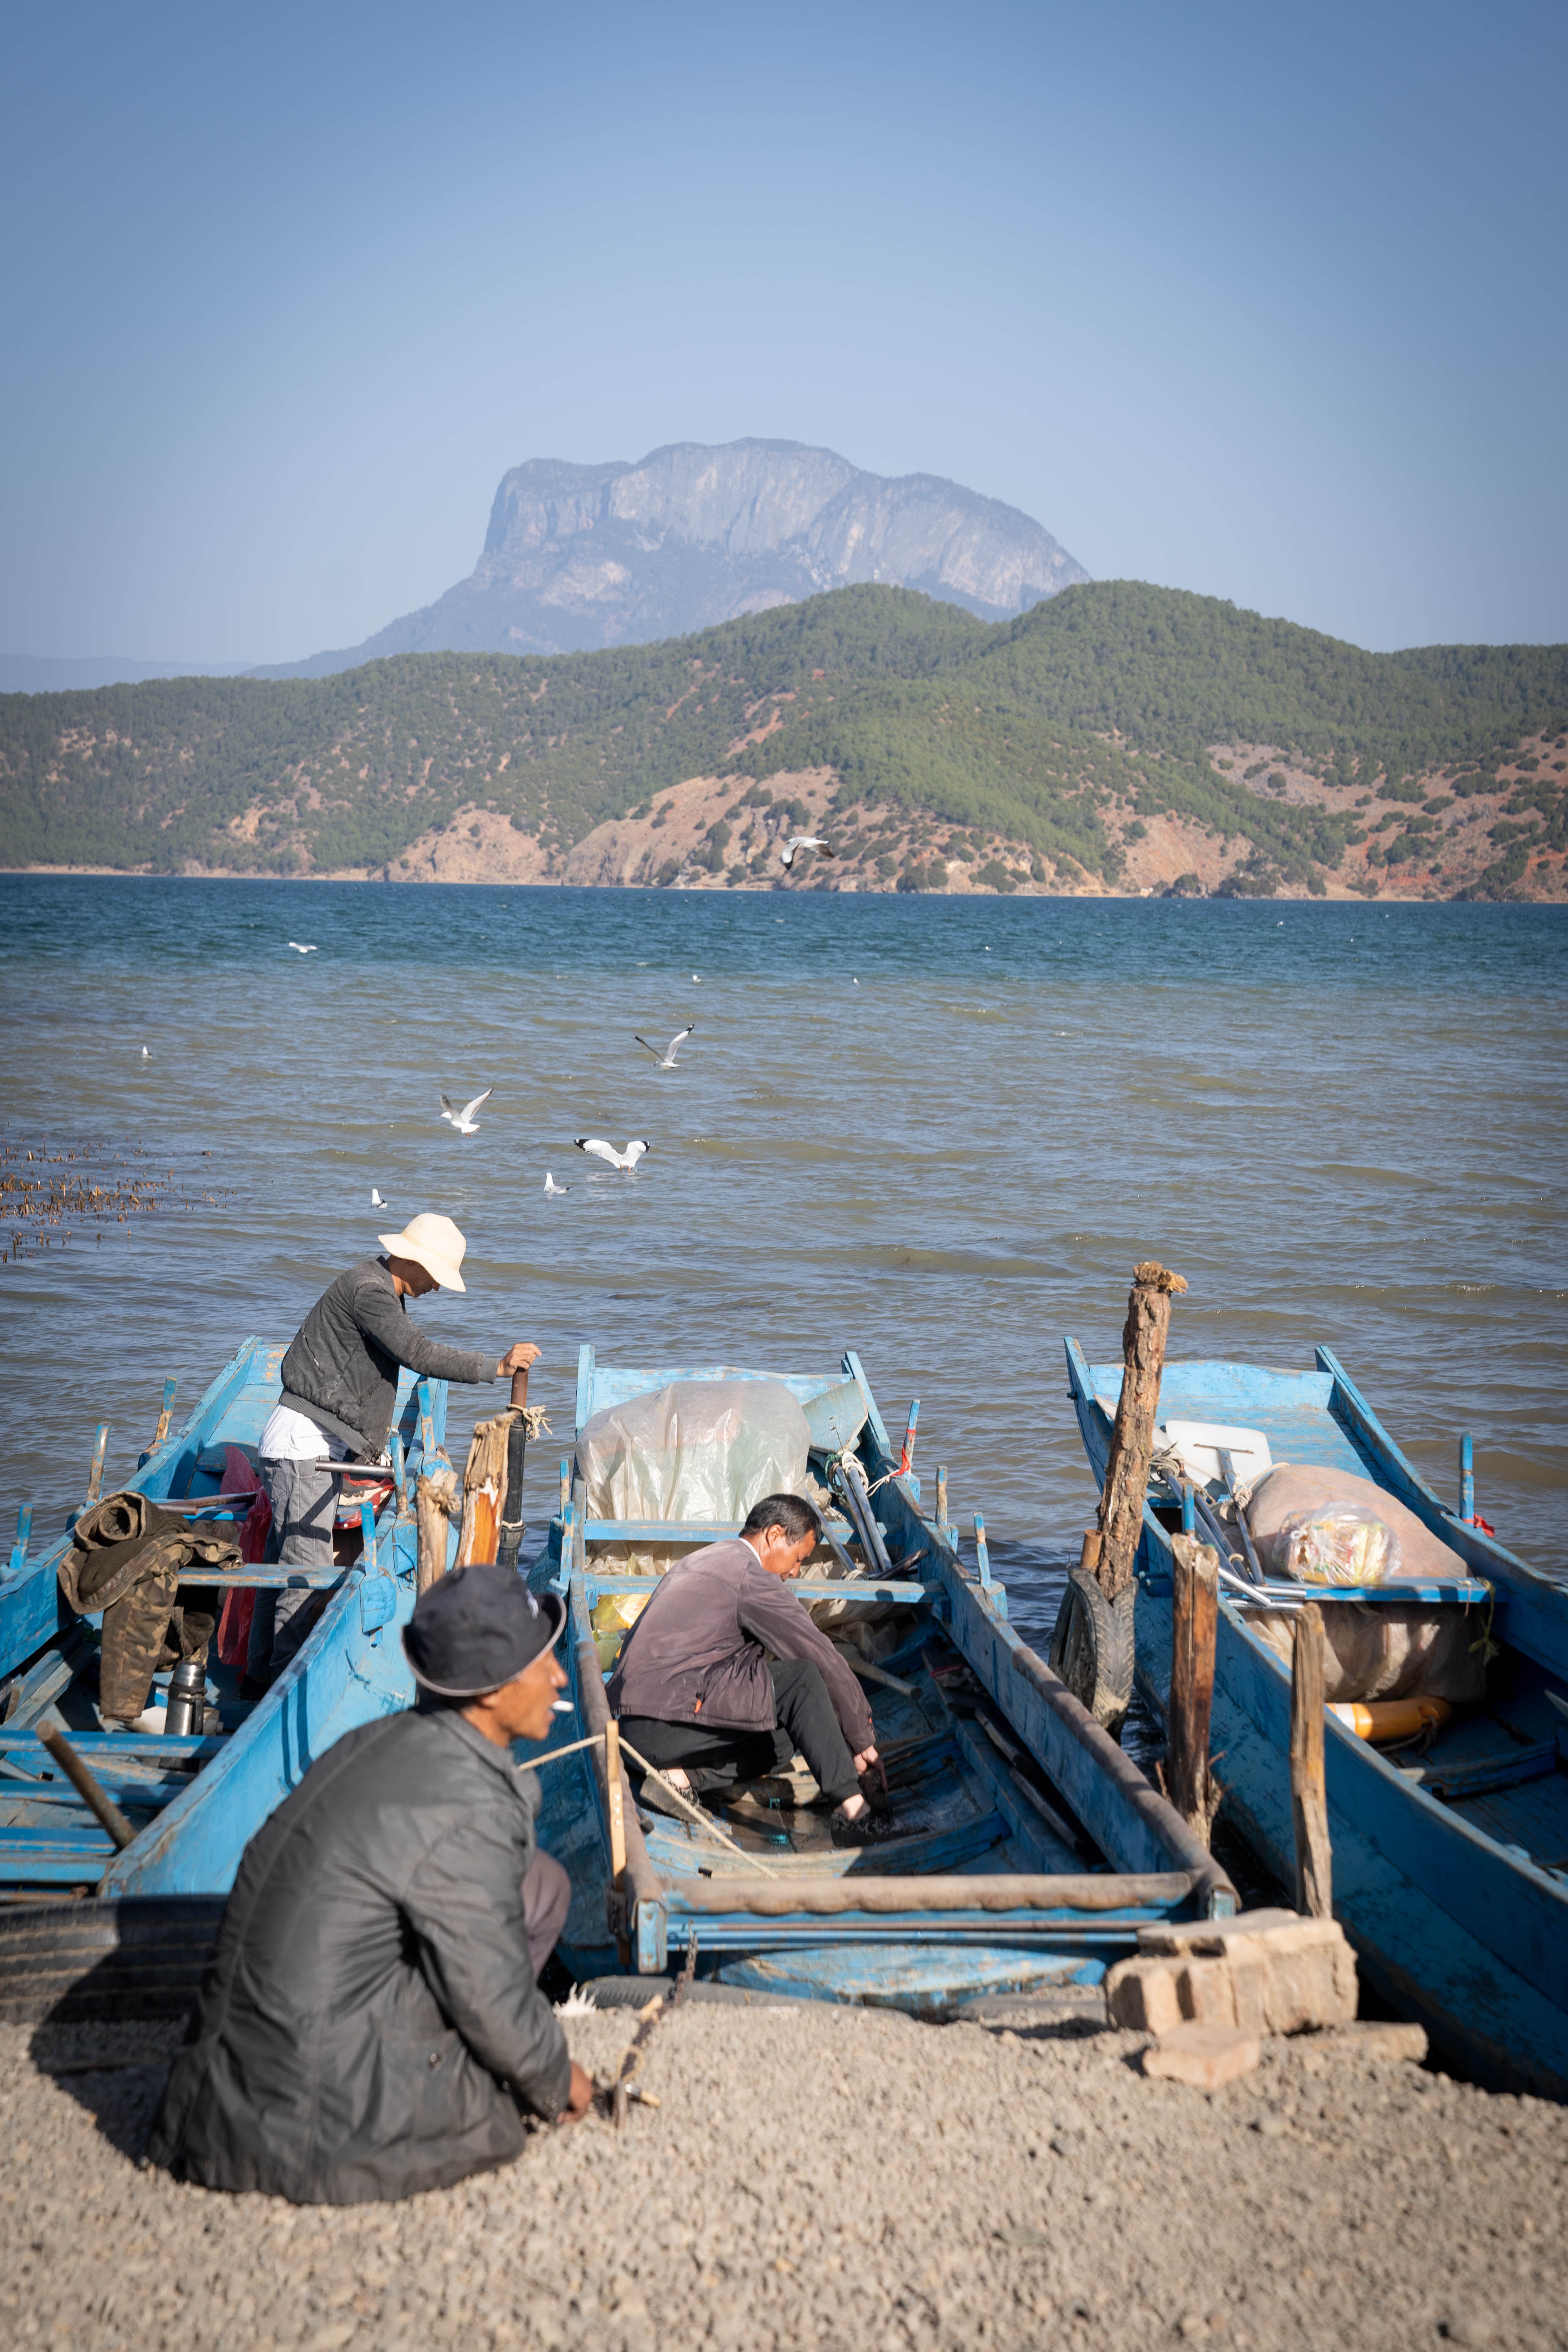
[
  {"xmin": 1106, "ymin": 1908, "xmax": 1357, "ymax": 2037},
  {"xmin": 1103, "ymin": 1956, "xmax": 1184, "ymax": 2035},
  {"xmin": 1143, "ymin": 2021, "xmax": 1262, "ymax": 2088}
]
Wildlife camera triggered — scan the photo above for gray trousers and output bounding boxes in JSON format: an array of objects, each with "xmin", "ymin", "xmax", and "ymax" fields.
[
  {"xmin": 522, "ymin": 1851, "xmax": 572, "ymax": 1981},
  {"xmin": 249, "ymin": 1456, "xmax": 337, "ymax": 1681}
]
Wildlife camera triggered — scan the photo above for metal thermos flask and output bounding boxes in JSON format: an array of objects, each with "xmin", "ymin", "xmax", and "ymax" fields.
[{"xmin": 164, "ymin": 1658, "xmax": 207, "ymax": 1737}]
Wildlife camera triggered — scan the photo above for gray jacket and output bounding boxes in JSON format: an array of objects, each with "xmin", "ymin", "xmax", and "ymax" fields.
[
  {"xmin": 278, "ymin": 1255, "xmax": 495, "ymax": 1457},
  {"xmin": 147, "ymin": 1707, "xmax": 570, "ymax": 2206},
  {"xmin": 607, "ymin": 1537, "xmax": 874, "ymax": 1752}
]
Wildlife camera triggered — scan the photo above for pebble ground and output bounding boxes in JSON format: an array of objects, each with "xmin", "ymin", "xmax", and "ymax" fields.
[{"xmin": 2, "ymin": 1998, "xmax": 1565, "ymax": 2352}]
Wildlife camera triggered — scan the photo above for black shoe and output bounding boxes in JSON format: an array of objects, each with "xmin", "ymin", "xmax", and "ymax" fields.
[
  {"xmin": 634, "ymin": 1774, "xmax": 710, "ymax": 1826},
  {"xmin": 831, "ymin": 1806, "xmax": 899, "ymax": 1848}
]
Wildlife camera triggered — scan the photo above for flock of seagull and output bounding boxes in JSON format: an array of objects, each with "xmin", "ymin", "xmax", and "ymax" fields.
[
  {"xmin": 428, "ymin": 1014, "xmax": 697, "ymax": 1199},
  {"xmin": 271, "ymin": 836, "xmax": 842, "ymax": 1214}
]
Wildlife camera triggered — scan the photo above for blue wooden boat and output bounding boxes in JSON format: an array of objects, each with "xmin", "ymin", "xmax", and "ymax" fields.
[
  {"xmin": 0, "ymin": 1340, "xmax": 448, "ymax": 1902},
  {"xmin": 1066, "ymin": 1339, "xmax": 1568, "ymax": 2097},
  {"xmin": 522, "ymin": 1346, "xmax": 1236, "ymax": 2013}
]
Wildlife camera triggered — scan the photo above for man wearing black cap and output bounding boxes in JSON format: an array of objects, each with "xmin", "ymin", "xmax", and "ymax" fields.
[{"xmin": 148, "ymin": 1564, "xmax": 593, "ymax": 2205}]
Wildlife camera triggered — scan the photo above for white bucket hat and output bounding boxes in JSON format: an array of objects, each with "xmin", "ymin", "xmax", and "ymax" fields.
[{"xmin": 378, "ymin": 1212, "xmax": 469, "ymax": 1292}]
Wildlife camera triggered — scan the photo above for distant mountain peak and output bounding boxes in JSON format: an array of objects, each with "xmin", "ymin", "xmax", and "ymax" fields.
[{"xmin": 255, "ymin": 438, "xmax": 1089, "ymax": 679}]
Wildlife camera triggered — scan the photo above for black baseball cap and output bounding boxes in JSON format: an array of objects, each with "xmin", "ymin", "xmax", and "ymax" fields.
[{"xmin": 402, "ymin": 1562, "xmax": 567, "ymax": 1697}]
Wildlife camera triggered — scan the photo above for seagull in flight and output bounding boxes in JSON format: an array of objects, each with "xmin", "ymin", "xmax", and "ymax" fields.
[
  {"xmin": 543, "ymin": 1172, "xmax": 570, "ymax": 1195},
  {"xmin": 370, "ymin": 1187, "xmax": 389, "ymax": 1208},
  {"xmin": 287, "ymin": 941, "xmax": 318, "ymax": 954},
  {"xmin": 440, "ymin": 1088, "xmax": 493, "ymax": 1135},
  {"xmin": 780, "ymin": 835, "xmax": 834, "ymax": 871},
  {"xmin": 635, "ymin": 1025, "xmax": 693, "ymax": 1069},
  {"xmin": 574, "ymin": 1138, "xmax": 650, "ymax": 1171}
]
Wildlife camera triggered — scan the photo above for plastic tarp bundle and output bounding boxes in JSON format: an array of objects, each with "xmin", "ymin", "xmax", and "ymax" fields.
[
  {"xmin": 576, "ymin": 1379, "xmax": 817, "ymax": 1653},
  {"xmin": 1239, "ymin": 1463, "xmax": 1487, "ymax": 1704},
  {"xmin": 578, "ymin": 1378, "xmax": 813, "ymax": 1526}
]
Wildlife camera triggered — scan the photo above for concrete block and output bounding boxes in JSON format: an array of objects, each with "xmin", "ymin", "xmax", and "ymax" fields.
[
  {"xmin": 1143, "ymin": 2022, "xmax": 1262, "ymax": 2088},
  {"xmin": 1104, "ymin": 1956, "xmax": 1184, "ymax": 2036},
  {"xmin": 1109, "ymin": 1908, "xmax": 1357, "ymax": 2037}
]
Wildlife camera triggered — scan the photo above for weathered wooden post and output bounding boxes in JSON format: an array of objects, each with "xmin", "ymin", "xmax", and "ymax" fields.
[
  {"xmin": 1168, "ymin": 1533, "xmax": 1220, "ymax": 1845},
  {"xmin": 1051, "ymin": 1260, "xmax": 1187, "ymax": 1734},
  {"xmin": 605, "ymin": 1718, "xmax": 630, "ymax": 1968},
  {"xmin": 415, "ymin": 1468, "xmax": 459, "ymax": 1595},
  {"xmin": 1291, "ymin": 1602, "xmax": 1333, "ymax": 1917}
]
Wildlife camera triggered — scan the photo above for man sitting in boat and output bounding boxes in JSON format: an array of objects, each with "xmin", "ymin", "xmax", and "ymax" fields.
[
  {"xmin": 148, "ymin": 1561, "xmax": 594, "ymax": 2205},
  {"xmin": 608, "ymin": 1491, "xmax": 891, "ymax": 1844},
  {"xmin": 249, "ymin": 1212, "xmax": 539, "ymax": 1687}
]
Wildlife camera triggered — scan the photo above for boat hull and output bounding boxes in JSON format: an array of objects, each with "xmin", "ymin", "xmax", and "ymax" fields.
[{"xmin": 1066, "ymin": 1340, "xmax": 1568, "ymax": 2100}]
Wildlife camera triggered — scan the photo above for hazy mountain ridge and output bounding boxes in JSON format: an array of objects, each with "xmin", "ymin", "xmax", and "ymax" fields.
[
  {"xmin": 252, "ymin": 439, "xmax": 1089, "ymax": 677},
  {"xmin": 3, "ymin": 581, "xmax": 1565, "ymax": 901}
]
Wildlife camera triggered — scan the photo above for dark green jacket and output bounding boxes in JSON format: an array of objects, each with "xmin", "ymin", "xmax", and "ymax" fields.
[
  {"xmin": 278, "ymin": 1255, "xmax": 494, "ymax": 1457},
  {"xmin": 147, "ymin": 1709, "xmax": 570, "ymax": 2205}
]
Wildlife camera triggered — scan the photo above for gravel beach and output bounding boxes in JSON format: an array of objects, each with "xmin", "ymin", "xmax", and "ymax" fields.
[{"xmin": 3, "ymin": 1996, "xmax": 1565, "ymax": 2352}]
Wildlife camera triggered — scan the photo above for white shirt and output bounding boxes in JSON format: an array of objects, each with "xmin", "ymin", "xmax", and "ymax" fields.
[{"xmin": 259, "ymin": 1401, "xmax": 349, "ymax": 1463}]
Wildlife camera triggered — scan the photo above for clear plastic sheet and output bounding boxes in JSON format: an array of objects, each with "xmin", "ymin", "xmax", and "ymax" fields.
[
  {"xmin": 1276, "ymin": 1502, "xmax": 1401, "ymax": 1586},
  {"xmin": 577, "ymin": 1378, "xmax": 812, "ymax": 1525},
  {"xmin": 576, "ymin": 1379, "xmax": 815, "ymax": 1655}
]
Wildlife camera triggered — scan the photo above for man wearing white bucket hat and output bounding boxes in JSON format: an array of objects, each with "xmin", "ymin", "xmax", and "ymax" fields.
[{"xmin": 248, "ymin": 1215, "xmax": 537, "ymax": 1687}]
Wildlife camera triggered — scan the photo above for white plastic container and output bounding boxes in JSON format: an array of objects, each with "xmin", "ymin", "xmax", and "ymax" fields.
[{"xmin": 1154, "ymin": 1421, "xmax": 1273, "ymax": 1493}]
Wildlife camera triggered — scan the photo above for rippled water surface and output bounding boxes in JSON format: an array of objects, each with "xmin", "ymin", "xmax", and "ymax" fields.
[{"xmin": 2, "ymin": 877, "xmax": 1565, "ymax": 1637}]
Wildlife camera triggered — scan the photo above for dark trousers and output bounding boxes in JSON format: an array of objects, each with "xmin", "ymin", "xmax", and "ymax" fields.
[
  {"xmin": 522, "ymin": 1850, "xmax": 571, "ymax": 1980},
  {"xmin": 618, "ymin": 1656, "xmax": 861, "ymax": 1807}
]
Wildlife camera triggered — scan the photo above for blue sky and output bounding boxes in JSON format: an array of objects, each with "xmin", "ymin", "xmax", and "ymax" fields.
[{"xmin": 1, "ymin": 0, "xmax": 1563, "ymax": 663}]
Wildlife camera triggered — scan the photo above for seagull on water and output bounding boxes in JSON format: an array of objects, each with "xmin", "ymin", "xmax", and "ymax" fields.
[
  {"xmin": 574, "ymin": 1138, "xmax": 650, "ymax": 1171},
  {"xmin": 780, "ymin": 835, "xmax": 834, "ymax": 870},
  {"xmin": 544, "ymin": 1172, "xmax": 570, "ymax": 1195},
  {"xmin": 371, "ymin": 1187, "xmax": 389, "ymax": 1208},
  {"xmin": 439, "ymin": 1088, "xmax": 493, "ymax": 1135},
  {"xmin": 288, "ymin": 941, "xmax": 318, "ymax": 954},
  {"xmin": 635, "ymin": 1025, "xmax": 693, "ymax": 1069},
  {"xmin": 140, "ymin": 1046, "xmax": 151, "ymax": 1060}
]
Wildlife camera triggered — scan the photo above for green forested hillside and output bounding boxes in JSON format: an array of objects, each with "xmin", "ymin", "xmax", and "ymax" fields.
[{"xmin": 2, "ymin": 581, "xmax": 1565, "ymax": 889}]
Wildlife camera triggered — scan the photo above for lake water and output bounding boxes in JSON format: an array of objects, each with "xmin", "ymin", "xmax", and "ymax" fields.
[{"xmin": 2, "ymin": 877, "xmax": 1564, "ymax": 1651}]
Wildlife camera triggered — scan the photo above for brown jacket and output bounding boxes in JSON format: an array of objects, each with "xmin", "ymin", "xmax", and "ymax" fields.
[{"xmin": 607, "ymin": 1538, "xmax": 873, "ymax": 1752}]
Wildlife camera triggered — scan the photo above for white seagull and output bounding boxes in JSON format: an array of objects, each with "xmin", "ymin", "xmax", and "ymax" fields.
[
  {"xmin": 140, "ymin": 1046, "xmax": 151, "ymax": 1060},
  {"xmin": 574, "ymin": 1138, "xmax": 650, "ymax": 1171},
  {"xmin": 439, "ymin": 1088, "xmax": 493, "ymax": 1135},
  {"xmin": 370, "ymin": 1187, "xmax": 389, "ymax": 1208},
  {"xmin": 634, "ymin": 1025, "xmax": 693, "ymax": 1069},
  {"xmin": 287, "ymin": 941, "xmax": 318, "ymax": 954},
  {"xmin": 543, "ymin": 1172, "xmax": 570, "ymax": 1195},
  {"xmin": 780, "ymin": 835, "xmax": 834, "ymax": 870}
]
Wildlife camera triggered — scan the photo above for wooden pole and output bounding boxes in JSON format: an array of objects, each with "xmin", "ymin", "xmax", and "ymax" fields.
[
  {"xmin": 1290, "ymin": 1602, "xmax": 1332, "ymax": 1918},
  {"xmin": 39, "ymin": 1725, "xmax": 135, "ymax": 1850},
  {"xmin": 604, "ymin": 1718, "xmax": 629, "ymax": 1967},
  {"xmin": 1097, "ymin": 1261, "xmax": 1187, "ymax": 1602},
  {"xmin": 415, "ymin": 1468, "xmax": 458, "ymax": 1595},
  {"xmin": 1168, "ymin": 1534, "xmax": 1220, "ymax": 1846},
  {"xmin": 604, "ymin": 1719, "xmax": 628, "ymax": 1884}
]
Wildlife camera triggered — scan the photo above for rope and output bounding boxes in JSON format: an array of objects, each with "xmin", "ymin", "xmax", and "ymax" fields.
[
  {"xmin": 518, "ymin": 1729, "xmax": 781, "ymax": 1877},
  {"xmin": 617, "ymin": 1735, "xmax": 781, "ymax": 1878},
  {"xmin": 517, "ymin": 1733, "xmax": 605, "ymax": 1771}
]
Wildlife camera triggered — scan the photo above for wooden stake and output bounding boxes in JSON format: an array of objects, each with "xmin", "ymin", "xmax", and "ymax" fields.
[
  {"xmin": 415, "ymin": 1468, "xmax": 458, "ymax": 1595},
  {"xmin": 1290, "ymin": 1602, "xmax": 1332, "ymax": 1918},
  {"xmin": 1168, "ymin": 1534, "xmax": 1220, "ymax": 1846},
  {"xmin": 605, "ymin": 1718, "xmax": 628, "ymax": 1886},
  {"xmin": 1097, "ymin": 1262, "xmax": 1187, "ymax": 1602},
  {"xmin": 39, "ymin": 1725, "xmax": 135, "ymax": 1850}
]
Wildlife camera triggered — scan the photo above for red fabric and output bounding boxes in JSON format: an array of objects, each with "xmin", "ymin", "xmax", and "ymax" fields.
[{"xmin": 215, "ymin": 1446, "xmax": 272, "ymax": 1669}]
